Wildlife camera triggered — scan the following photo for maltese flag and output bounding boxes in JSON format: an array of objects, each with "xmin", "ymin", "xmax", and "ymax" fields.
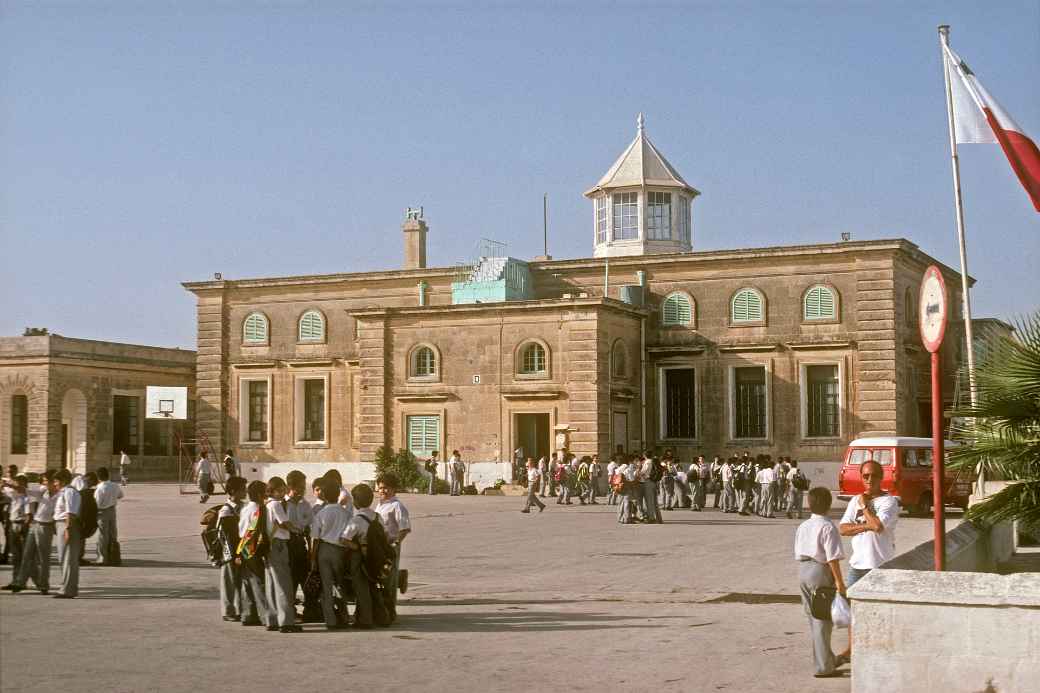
[{"xmin": 945, "ymin": 45, "xmax": 1040, "ymax": 212}]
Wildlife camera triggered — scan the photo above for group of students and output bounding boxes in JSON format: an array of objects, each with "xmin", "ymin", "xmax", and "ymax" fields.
[
  {"xmin": 1, "ymin": 464, "xmax": 124, "ymax": 599},
  {"xmin": 519, "ymin": 453, "xmax": 604, "ymax": 513},
  {"xmin": 422, "ymin": 450, "xmax": 467, "ymax": 496},
  {"xmin": 206, "ymin": 467, "xmax": 411, "ymax": 632}
]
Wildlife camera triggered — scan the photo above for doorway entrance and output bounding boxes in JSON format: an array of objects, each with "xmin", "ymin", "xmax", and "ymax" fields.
[
  {"xmin": 515, "ymin": 413, "xmax": 550, "ymax": 463},
  {"xmin": 613, "ymin": 411, "xmax": 628, "ymax": 455}
]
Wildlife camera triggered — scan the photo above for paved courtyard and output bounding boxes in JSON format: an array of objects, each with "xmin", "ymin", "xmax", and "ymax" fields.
[{"xmin": 0, "ymin": 485, "xmax": 947, "ymax": 693}]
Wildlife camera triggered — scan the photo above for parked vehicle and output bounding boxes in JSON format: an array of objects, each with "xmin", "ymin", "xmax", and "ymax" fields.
[{"xmin": 836, "ymin": 437, "xmax": 972, "ymax": 516}]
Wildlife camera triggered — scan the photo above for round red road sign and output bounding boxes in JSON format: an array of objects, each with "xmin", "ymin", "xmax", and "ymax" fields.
[{"xmin": 919, "ymin": 265, "xmax": 948, "ymax": 353}]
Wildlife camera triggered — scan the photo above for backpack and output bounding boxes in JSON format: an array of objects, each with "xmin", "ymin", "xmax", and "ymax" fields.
[
  {"xmin": 358, "ymin": 514, "xmax": 396, "ymax": 587},
  {"xmin": 553, "ymin": 466, "xmax": 566, "ymax": 483},
  {"xmin": 200, "ymin": 502, "xmax": 227, "ymax": 562},
  {"xmin": 648, "ymin": 461, "xmax": 663, "ymax": 483},
  {"xmin": 792, "ymin": 470, "xmax": 810, "ymax": 492},
  {"xmin": 609, "ymin": 473, "xmax": 625, "ymax": 494},
  {"xmin": 79, "ymin": 489, "xmax": 99, "ymax": 538}
]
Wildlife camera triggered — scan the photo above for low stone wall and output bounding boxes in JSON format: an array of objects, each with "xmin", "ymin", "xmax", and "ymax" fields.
[{"xmin": 849, "ymin": 521, "xmax": 1038, "ymax": 693}]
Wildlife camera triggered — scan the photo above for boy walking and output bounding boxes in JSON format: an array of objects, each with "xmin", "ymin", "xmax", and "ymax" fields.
[{"xmin": 521, "ymin": 459, "xmax": 546, "ymax": 513}]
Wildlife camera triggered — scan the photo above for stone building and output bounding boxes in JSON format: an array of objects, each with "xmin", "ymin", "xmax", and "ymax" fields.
[
  {"xmin": 0, "ymin": 333, "xmax": 196, "ymax": 479},
  {"xmin": 183, "ymin": 117, "xmax": 973, "ymax": 486}
]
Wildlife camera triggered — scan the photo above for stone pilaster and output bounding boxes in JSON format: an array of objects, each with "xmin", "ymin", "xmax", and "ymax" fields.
[
  {"xmin": 195, "ymin": 287, "xmax": 229, "ymax": 458},
  {"xmin": 357, "ymin": 315, "xmax": 389, "ymax": 458},
  {"xmin": 855, "ymin": 266, "xmax": 897, "ymax": 435}
]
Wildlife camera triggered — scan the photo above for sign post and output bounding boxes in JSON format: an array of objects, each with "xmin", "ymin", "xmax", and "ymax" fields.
[{"xmin": 919, "ymin": 265, "xmax": 949, "ymax": 571}]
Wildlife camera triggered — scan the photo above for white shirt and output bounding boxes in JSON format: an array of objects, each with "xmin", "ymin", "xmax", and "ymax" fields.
[
  {"xmin": 313, "ymin": 503, "xmax": 352, "ymax": 545},
  {"xmin": 606, "ymin": 461, "xmax": 617, "ymax": 478},
  {"xmin": 623, "ymin": 464, "xmax": 638, "ymax": 482},
  {"xmin": 196, "ymin": 458, "xmax": 212, "ymax": 476},
  {"xmin": 337, "ymin": 487, "xmax": 356, "ymax": 514},
  {"xmin": 342, "ymin": 507, "xmax": 377, "ymax": 545},
  {"xmin": 8, "ymin": 494, "xmax": 30, "ymax": 523},
  {"xmin": 285, "ymin": 496, "xmax": 313, "ymax": 534},
  {"xmin": 70, "ymin": 475, "xmax": 86, "ymax": 491},
  {"xmin": 841, "ymin": 494, "xmax": 901, "ymax": 569},
  {"xmin": 794, "ymin": 514, "xmax": 845, "ymax": 564},
  {"xmin": 120, "ymin": 453, "xmax": 131, "ymax": 467},
  {"xmin": 218, "ymin": 499, "xmax": 241, "ymax": 520},
  {"xmin": 54, "ymin": 486, "xmax": 81, "ymax": 521},
  {"xmin": 527, "ymin": 467, "xmax": 541, "ymax": 484},
  {"xmin": 238, "ymin": 501, "xmax": 260, "ymax": 537},
  {"xmin": 721, "ymin": 464, "xmax": 734, "ymax": 483},
  {"xmin": 265, "ymin": 498, "xmax": 291, "ymax": 541},
  {"xmin": 31, "ymin": 490, "xmax": 57, "ymax": 522},
  {"xmin": 756, "ymin": 467, "xmax": 775, "ymax": 484},
  {"xmin": 374, "ymin": 496, "xmax": 410, "ymax": 542},
  {"xmin": 94, "ymin": 480, "xmax": 124, "ymax": 510}
]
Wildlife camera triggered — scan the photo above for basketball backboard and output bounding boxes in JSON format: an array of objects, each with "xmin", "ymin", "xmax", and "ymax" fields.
[{"xmin": 146, "ymin": 386, "xmax": 188, "ymax": 419}]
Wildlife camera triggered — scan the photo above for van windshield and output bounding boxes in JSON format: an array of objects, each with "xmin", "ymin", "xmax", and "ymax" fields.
[{"xmin": 849, "ymin": 448, "xmax": 893, "ymax": 466}]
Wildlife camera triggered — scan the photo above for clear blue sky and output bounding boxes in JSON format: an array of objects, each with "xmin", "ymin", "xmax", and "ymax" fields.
[{"xmin": 2, "ymin": 2, "xmax": 1037, "ymax": 350}]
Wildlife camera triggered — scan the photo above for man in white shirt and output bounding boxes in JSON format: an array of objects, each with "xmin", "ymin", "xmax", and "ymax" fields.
[
  {"xmin": 721, "ymin": 459, "xmax": 737, "ymax": 513},
  {"xmin": 756, "ymin": 464, "xmax": 776, "ymax": 518},
  {"xmin": 839, "ymin": 459, "xmax": 900, "ymax": 661},
  {"xmin": 521, "ymin": 459, "xmax": 546, "ymax": 514},
  {"xmin": 375, "ymin": 472, "xmax": 411, "ymax": 623},
  {"xmin": 537, "ymin": 456, "xmax": 549, "ymax": 498},
  {"xmin": 119, "ymin": 450, "xmax": 131, "ymax": 486},
  {"xmin": 4, "ymin": 471, "xmax": 57, "ymax": 594},
  {"xmin": 195, "ymin": 451, "xmax": 213, "ymax": 503},
  {"xmin": 605, "ymin": 456, "xmax": 619, "ymax": 506},
  {"xmin": 794, "ymin": 487, "xmax": 848, "ymax": 678},
  {"xmin": 93, "ymin": 467, "xmax": 124, "ymax": 565},
  {"xmin": 52, "ymin": 469, "xmax": 82, "ymax": 598}
]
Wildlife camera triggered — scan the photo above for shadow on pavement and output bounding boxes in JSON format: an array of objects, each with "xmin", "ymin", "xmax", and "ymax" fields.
[
  {"xmin": 74, "ymin": 586, "xmax": 218, "ymax": 600},
  {"xmin": 391, "ymin": 610, "xmax": 675, "ymax": 633}
]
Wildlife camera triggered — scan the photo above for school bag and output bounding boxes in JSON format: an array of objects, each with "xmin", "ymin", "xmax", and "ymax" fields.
[
  {"xmin": 199, "ymin": 502, "xmax": 226, "ymax": 562},
  {"xmin": 79, "ymin": 489, "xmax": 99, "ymax": 539},
  {"xmin": 553, "ymin": 466, "xmax": 566, "ymax": 483},
  {"xmin": 648, "ymin": 461, "xmax": 663, "ymax": 483},
  {"xmin": 357, "ymin": 514, "xmax": 396, "ymax": 587},
  {"xmin": 792, "ymin": 470, "xmax": 810, "ymax": 492},
  {"xmin": 609, "ymin": 473, "xmax": 625, "ymax": 494}
]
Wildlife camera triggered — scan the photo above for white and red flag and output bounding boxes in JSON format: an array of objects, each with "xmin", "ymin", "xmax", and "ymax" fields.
[{"xmin": 944, "ymin": 45, "xmax": 1040, "ymax": 212}]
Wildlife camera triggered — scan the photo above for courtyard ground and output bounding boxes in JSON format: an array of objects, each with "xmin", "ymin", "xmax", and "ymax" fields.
[{"xmin": 0, "ymin": 485, "xmax": 946, "ymax": 693}]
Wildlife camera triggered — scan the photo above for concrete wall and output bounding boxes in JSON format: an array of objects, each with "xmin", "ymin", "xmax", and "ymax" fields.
[{"xmin": 849, "ymin": 522, "xmax": 1037, "ymax": 693}]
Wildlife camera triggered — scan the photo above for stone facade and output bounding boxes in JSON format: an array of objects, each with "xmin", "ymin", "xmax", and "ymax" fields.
[
  {"xmin": 183, "ymin": 238, "xmax": 971, "ymax": 486},
  {"xmin": 0, "ymin": 335, "xmax": 196, "ymax": 479}
]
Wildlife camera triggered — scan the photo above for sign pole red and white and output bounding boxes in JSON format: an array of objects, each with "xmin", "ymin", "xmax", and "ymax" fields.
[{"xmin": 919, "ymin": 265, "xmax": 949, "ymax": 571}]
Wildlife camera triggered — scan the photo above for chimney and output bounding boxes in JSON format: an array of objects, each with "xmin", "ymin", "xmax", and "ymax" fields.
[{"xmin": 402, "ymin": 208, "xmax": 428, "ymax": 269}]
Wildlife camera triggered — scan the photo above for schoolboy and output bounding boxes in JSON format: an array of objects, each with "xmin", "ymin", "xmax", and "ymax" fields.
[
  {"xmin": 236, "ymin": 480, "xmax": 271, "ymax": 627},
  {"xmin": 93, "ymin": 467, "xmax": 123, "ymax": 565},
  {"xmin": 264, "ymin": 477, "xmax": 300, "ymax": 632},
  {"xmin": 341, "ymin": 483, "xmax": 376, "ymax": 628},
  {"xmin": 284, "ymin": 470, "xmax": 313, "ymax": 608},
  {"xmin": 52, "ymin": 469, "xmax": 81, "ymax": 598},
  {"xmin": 312, "ymin": 478, "xmax": 352, "ymax": 630},
  {"xmin": 218, "ymin": 476, "xmax": 246, "ymax": 621},
  {"xmin": 374, "ymin": 472, "xmax": 411, "ymax": 623},
  {"xmin": 4, "ymin": 471, "xmax": 57, "ymax": 594},
  {"xmin": 3, "ymin": 476, "xmax": 31, "ymax": 574}
]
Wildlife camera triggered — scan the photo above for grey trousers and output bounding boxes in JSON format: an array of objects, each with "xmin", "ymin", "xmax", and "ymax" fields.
[
  {"xmin": 14, "ymin": 522, "xmax": 52, "ymax": 590},
  {"xmin": 220, "ymin": 560, "xmax": 241, "ymax": 617},
  {"xmin": 239, "ymin": 557, "xmax": 269, "ymax": 623},
  {"xmin": 641, "ymin": 481, "xmax": 661, "ymax": 523},
  {"xmin": 693, "ymin": 479, "xmax": 707, "ymax": 509},
  {"xmin": 449, "ymin": 478, "xmax": 461, "ymax": 495},
  {"xmin": 96, "ymin": 507, "xmax": 117, "ymax": 564},
  {"xmin": 799, "ymin": 560, "xmax": 838, "ymax": 675},
  {"xmin": 722, "ymin": 481, "xmax": 737, "ymax": 511},
  {"xmin": 6, "ymin": 523, "xmax": 25, "ymax": 574},
  {"xmin": 381, "ymin": 543, "xmax": 402, "ymax": 620},
  {"xmin": 787, "ymin": 489, "xmax": 804, "ymax": 518},
  {"xmin": 264, "ymin": 538, "xmax": 295, "ymax": 627},
  {"xmin": 758, "ymin": 483, "xmax": 774, "ymax": 516},
  {"xmin": 348, "ymin": 550, "xmax": 373, "ymax": 626},
  {"xmin": 317, "ymin": 541, "xmax": 347, "ymax": 627},
  {"xmin": 56, "ymin": 520, "xmax": 81, "ymax": 597},
  {"xmin": 198, "ymin": 473, "xmax": 211, "ymax": 501},
  {"xmin": 523, "ymin": 487, "xmax": 545, "ymax": 511}
]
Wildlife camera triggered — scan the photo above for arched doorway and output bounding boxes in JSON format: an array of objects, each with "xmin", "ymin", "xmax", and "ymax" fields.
[{"xmin": 61, "ymin": 389, "xmax": 87, "ymax": 473}]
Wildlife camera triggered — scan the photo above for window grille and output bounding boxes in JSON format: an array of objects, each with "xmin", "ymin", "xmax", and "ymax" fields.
[
  {"xmin": 663, "ymin": 368, "xmax": 696, "ymax": 438},
  {"xmin": 520, "ymin": 343, "xmax": 546, "ymax": 375},
  {"xmin": 806, "ymin": 365, "xmax": 839, "ymax": 437},
  {"xmin": 734, "ymin": 367, "xmax": 767, "ymax": 438}
]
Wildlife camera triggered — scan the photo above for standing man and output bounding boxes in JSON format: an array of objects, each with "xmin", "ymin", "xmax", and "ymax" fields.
[
  {"xmin": 52, "ymin": 469, "xmax": 81, "ymax": 598},
  {"xmin": 756, "ymin": 461, "xmax": 776, "ymax": 518},
  {"xmin": 786, "ymin": 461, "xmax": 807, "ymax": 520},
  {"xmin": 448, "ymin": 450, "xmax": 464, "ymax": 496},
  {"xmin": 3, "ymin": 471, "xmax": 57, "ymax": 594},
  {"xmin": 196, "ymin": 451, "xmax": 213, "ymax": 503},
  {"xmin": 222, "ymin": 449, "xmax": 239, "ymax": 480},
  {"xmin": 537, "ymin": 456, "xmax": 549, "ymax": 498},
  {"xmin": 93, "ymin": 467, "xmax": 123, "ymax": 565},
  {"xmin": 119, "ymin": 451, "xmax": 131, "ymax": 487},
  {"xmin": 795, "ymin": 487, "xmax": 848, "ymax": 678},
  {"xmin": 838, "ymin": 459, "xmax": 900, "ymax": 662},
  {"xmin": 585, "ymin": 454, "xmax": 601, "ymax": 505},
  {"xmin": 424, "ymin": 451, "xmax": 439, "ymax": 495},
  {"xmin": 639, "ymin": 454, "xmax": 662, "ymax": 524},
  {"xmin": 521, "ymin": 459, "xmax": 546, "ymax": 514},
  {"xmin": 721, "ymin": 458, "xmax": 737, "ymax": 513}
]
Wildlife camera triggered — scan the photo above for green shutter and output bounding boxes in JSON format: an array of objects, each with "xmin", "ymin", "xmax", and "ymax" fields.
[
  {"xmin": 299, "ymin": 311, "xmax": 323, "ymax": 340},
  {"xmin": 733, "ymin": 289, "xmax": 762, "ymax": 322},
  {"xmin": 244, "ymin": 314, "xmax": 267, "ymax": 343},
  {"xmin": 804, "ymin": 286, "xmax": 835, "ymax": 320},
  {"xmin": 407, "ymin": 416, "xmax": 439, "ymax": 457},
  {"xmin": 662, "ymin": 294, "xmax": 692, "ymax": 326}
]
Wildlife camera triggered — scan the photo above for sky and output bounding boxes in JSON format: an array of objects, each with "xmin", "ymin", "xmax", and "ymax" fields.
[{"xmin": 1, "ymin": 1, "xmax": 1037, "ymax": 350}]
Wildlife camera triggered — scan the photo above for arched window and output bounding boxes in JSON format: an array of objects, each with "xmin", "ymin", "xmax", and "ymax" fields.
[
  {"xmin": 298, "ymin": 310, "xmax": 325, "ymax": 342},
  {"xmin": 661, "ymin": 292, "xmax": 693, "ymax": 326},
  {"xmin": 612, "ymin": 341, "xmax": 628, "ymax": 378},
  {"xmin": 803, "ymin": 285, "xmax": 837, "ymax": 321},
  {"xmin": 243, "ymin": 312, "xmax": 269, "ymax": 344},
  {"xmin": 905, "ymin": 288, "xmax": 917, "ymax": 328},
  {"xmin": 410, "ymin": 345, "xmax": 437, "ymax": 378},
  {"xmin": 731, "ymin": 288, "xmax": 765, "ymax": 324},
  {"xmin": 518, "ymin": 342, "xmax": 548, "ymax": 377}
]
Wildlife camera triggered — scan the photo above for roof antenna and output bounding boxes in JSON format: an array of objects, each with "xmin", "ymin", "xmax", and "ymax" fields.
[
  {"xmin": 543, "ymin": 193, "xmax": 549, "ymax": 258},
  {"xmin": 637, "ymin": 112, "xmax": 645, "ymax": 134}
]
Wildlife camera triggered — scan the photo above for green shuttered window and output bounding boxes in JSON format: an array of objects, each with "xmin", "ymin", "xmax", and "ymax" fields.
[
  {"xmin": 803, "ymin": 286, "xmax": 837, "ymax": 320},
  {"xmin": 731, "ymin": 289, "xmax": 764, "ymax": 323},
  {"xmin": 243, "ymin": 313, "xmax": 269, "ymax": 344},
  {"xmin": 661, "ymin": 293, "xmax": 693, "ymax": 326},
  {"xmin": 407, "ymin": 415, "xmax": 440, "ymax": 458},
  {"xmin": 298, "ymin": 310, "xmax": 325, "ymax": 341}
]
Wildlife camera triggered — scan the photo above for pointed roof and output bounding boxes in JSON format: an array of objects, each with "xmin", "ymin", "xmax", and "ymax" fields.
[{"xmin": 584, "ymin": 114, "xmax": 699, "ymax": 197}]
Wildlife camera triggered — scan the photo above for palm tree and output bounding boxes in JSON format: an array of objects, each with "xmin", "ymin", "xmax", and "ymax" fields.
[{"xmin": 948, "ymin": 312, "xmax": 1040, "ymax": 528}]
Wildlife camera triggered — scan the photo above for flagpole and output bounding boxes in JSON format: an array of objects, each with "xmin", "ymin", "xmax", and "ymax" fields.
[{"xmin": 939, "ymin": 24, "xmax": 983, "ymax": 495}]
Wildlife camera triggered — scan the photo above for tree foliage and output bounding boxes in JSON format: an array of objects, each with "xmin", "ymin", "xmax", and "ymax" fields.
[
  {"xmin": 373, "ymin": 446, "xmax": 426, "ymax": 492},
  {"xmin": 948, "ymin": 313, "xmax": 1040, "ymax": 528}
]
